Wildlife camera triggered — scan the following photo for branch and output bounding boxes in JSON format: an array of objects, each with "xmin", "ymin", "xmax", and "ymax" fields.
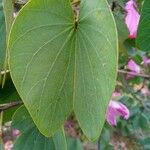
[
  {"xmin": 98, "ymin": 136, "xmax": 101, "ymax": 150},
  {"xmin": 1, "ymin": 69, "xmax": 149, "ymax": 78},
  {"xmin": 118, "ymin": 69, "xmax": 150, "ymax": 79},
  {"xmin": 0, "ymin": 101, "xmax": 23, "ymax": 112}
]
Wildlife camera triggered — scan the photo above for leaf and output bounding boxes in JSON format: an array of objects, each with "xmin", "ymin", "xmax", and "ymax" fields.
[
  {"xmin": 3, "ymin": 0, "xmax": 13, "ymax": 41},
  {"xmin": 12, "ymin": 106, "xmax": 67, "ymax": 150},
  {"xmin": 0, "ymin": 0, "xmax": 6, "ymax": 72},
  {"xmin": 0, "ymin": 142, "xmax": 4, "ymax": 150},
  {"xmin": 67, "ymin": 137, "xmax": 83, "ymax": 150},
  {"xmin": 137, "ymin": 0, "xmax": 150, "ymax": 51},
  {"xmin": 1, "ymin": 0, "xmax": 14, "ymax": 86},
  {"xmin": 9, "ymin": 0, "xmax": 118, "ymax": 140},
  {"xmin": 0, "ymin": 0, "xmax": 13, "ymax": 85},
  {"xmin": 0, "ymin": 78, "xmax": 21, "ymax": 123},
  {"xmin": 113, "ymin": 12, "xmax": 128, "ymax": 53},
  {"xmin": 12, "ymin": 106, "xmax": 34, "ymax": 132}
]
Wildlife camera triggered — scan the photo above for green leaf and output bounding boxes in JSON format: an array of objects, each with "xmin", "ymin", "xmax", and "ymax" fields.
[
  {"xmin": 139, "ymin": 113, "xmax": 150, "ymax": 130},
  {"xmin": 12, "ymin": 106, "xmax": 67, "ymax": 150},
  {"xmin": 0, "ymin": 142, "xmax": 4, "ymax": 150},
  {"xmin": 137, "ymin": 0, "xmax": 150, "ymax": 51},
  {"xmin": 113, "ymin": 12, "xmax": 128, "ymax": 53},
  {"xmin": 3, "ymin": 0, "xmax": 13, "ymax": 41},
  {"xmin": 0, "ymin": 78, "xmax": 21, "ymax": 122},
  {"xmin": 9, "ymin": 0, "xmax": 118, "ymax": 140},
  {"xmin": 0, "ymin": 0, "xmax": 13, "ymax": 85},
  {"xmin": 0, "ymin": 0, "xmax": 6, "ymax": 72},
  {"xmin": 67, "ymin": 137, "xmax": 83, "ymax": 150},
  {"xmin": 12, "ymin": 105, "xmax": 34, "ymax": 132},
  {"xmin": 2, "ymin": 0, "xmax": 14, "ymax": 86}
]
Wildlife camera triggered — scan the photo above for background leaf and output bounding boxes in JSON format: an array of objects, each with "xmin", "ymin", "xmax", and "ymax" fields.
[
  {"xmin": 0, "ymin": 78, "xmax": 21, "ymax": 123},
  {"xmin": 67, "ymin": 137, "xmax": 83, "ymax": 150},
  {"xmin": 9, "ymin": 0, "xmax": 118, "ymax": 140},
  {"xmin": 0, "ymin": 0, "xmax": 13, "ymax": 85},
  {"xmin": 3, "ymin": 0, "xmax": 13, "ymax": 41},
  {"xmin": 137, "ymin": 0, "xmax": 150, "ymax": 51},
  {"xmin": 12, "ymin": 106, "xmax": 67, "ymax": 150},
  {"xmin": 0, "ymin": 0, "xmax": 6, "ymax": 73}
]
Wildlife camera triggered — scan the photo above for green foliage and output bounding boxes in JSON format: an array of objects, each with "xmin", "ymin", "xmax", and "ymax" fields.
[
  {"xmin": 114, "ymin": 12, "xmax": 128, "ymax": 53},
  {"xmin": 3, "ymin": 0, "xmax": 13, "ymax": 41},
  {"xmin": 0, "ymin": 0, "xmax": 13, "ymax": 85},
  {"xmin": 0, "ymin": 0, "xmax": 6, "ymax": 72},
  {"xmin": 0, "ymin": 0, "xmax": 149, "ymax": 149},
  {"xmin": 137, "ymin": 0, "xmax": 150, "ymax": 51},
  {"xmin": 99, "ymin": 94, "xmax": 150, "ymax": 149},
  {"xmin": 8, "ymin": 0, "xmax": 118, "ymax": 140},
  {"xmin": 0, "ymin": 143, "xmax": 4, "ymax": 150},
  {"xmin": 12, "ymin": 106, "xmax": 67, "ymax": 150},
  {"xmin": 67, "ymin": 138, "xmax": 83, "ymax": 150},
  {"xmin": 98, "ymin": 126, "xmax": 113, "ymax": 150},
  {"xmin": 0, "ymin": 78, "xmax": 20, "ymax": 122}
]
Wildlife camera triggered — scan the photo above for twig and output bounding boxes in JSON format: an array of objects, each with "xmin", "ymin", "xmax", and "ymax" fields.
[
  {"xmin": 98, "ymin": 136, "xmax": 101, "ymax": 150},
  {"xmin": 0, "ymin": 111, "xmax": 3, "ymax": 137},
  {"xmin": 71, "ymin": 0, "xmax": 80, "ymax": 5},
  {"xmin": 1, "ymin": 69, "xmax": 150, "ymax": 78},
  {"xmin": 118, "ymin": 69, "xmax": 150, "ymax": 79},
  {"xmin": 0, "ymin": 101, "xmax": 23, "ymax": 112}
]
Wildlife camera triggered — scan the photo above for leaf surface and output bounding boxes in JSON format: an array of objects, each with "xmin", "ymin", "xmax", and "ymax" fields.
[
  {"xmin": 67, "ymin": 138, "xmax": 83, "ymax": 150},
  {"xmin": 0, "ymin": 0, "xmax": 6, "ymax": 72},
  {"xmin": 9, "ymin": 0, "xmax": 118, "ymax": 140},
  {"xmin": 137, "ymin": 0, "xmax": 150, "ymax": 51},
  {"xmin": 0, "ymin": 78, "xmax": 21, "ymax": 122},
  {"xmin": 12, "ymin": 106, "xmax": 67, "ymax": 150}
]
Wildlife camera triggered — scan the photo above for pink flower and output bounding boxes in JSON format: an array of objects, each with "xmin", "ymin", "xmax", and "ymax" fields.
[
  {"xmin": 125, "ymin": 0, "xmax": 140, "ymax": 39},
  {"xmin": 12, "ymin": 129, "xmax": 20, "ymax": 137},
  {"xmin": 112, "ymin": 92, "xmax": 121, "ymax": 98},
  {"xmin": 4, "ymin": 141, "xmax": 13, "ymax": 150},
  {"xmin": 106, "ymin": 101, "xmax": 130, "ymax": 126},
  {"xmin": 127, "ymin": 59, "xmax": 140, "ymax": 73},
  {"xmin": 141, "ymin": 86, "xmax": 150, "ymax": 97},
  {"xmin": 143, "ymin": 56, "xmax": 150, "ymax": 66}
]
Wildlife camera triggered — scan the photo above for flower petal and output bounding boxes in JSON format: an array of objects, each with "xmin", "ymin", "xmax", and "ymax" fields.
[
  {"xmin": 127, "ymin": 59, "xmax": 140, "ymax": 73},
  {"xmin": 125, "ymin": 0, "xmax": 140, "ymax": 39},
  {"xmin": 106, "ymin": 101, "xmax": 130, "ymax": 126}
]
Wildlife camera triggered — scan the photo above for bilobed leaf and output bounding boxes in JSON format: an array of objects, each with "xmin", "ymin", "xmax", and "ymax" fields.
[
  {"xmin": 12, "ymin": 106, "xmax": 67, "ymax": 150},
  {"xmin": 137, "ymin": 0, "xmax": 150, "ymax": 51},
  {"xmin": 9, "ymin": 0, "xmax": 118, "ymax": 140}
]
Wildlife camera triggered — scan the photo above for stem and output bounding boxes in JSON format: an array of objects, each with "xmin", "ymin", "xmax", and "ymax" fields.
[
  {"xmin": 71, "ymin": 0, "xmax": 80, "ymax": 5},
  {"xmin": 1, "ymin": 69, "xmax": 149, "ymax": 78},
  {"xmin": 0, "ymin": 101, "xmax": 23, "ymax": 112},
  {"xmin": 98, "ymin": 136, "xmax": 101, "ymax": 150},
  {"xmin": 0, "ymin": 111, "xmax": 3, "ymax": 138},
  {"xmin": 118, "ymin": 69, "xmax": 150, "ymax": 79}
]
